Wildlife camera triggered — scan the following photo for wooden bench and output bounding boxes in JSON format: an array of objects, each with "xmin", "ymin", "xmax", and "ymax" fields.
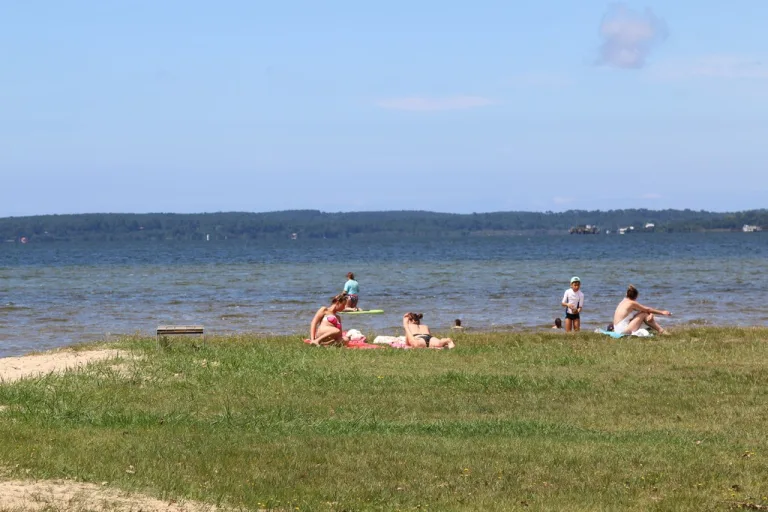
[{"xmin": 156, "ymin": 325, "xmax": 205, "ymax": 347}]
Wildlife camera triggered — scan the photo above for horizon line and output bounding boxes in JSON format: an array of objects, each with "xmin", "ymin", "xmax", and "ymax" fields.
[{"xmin": 2, "ymin": 207, "xmax": 767, "ymax": 220}]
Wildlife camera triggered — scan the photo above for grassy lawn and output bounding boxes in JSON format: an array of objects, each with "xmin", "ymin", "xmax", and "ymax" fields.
[{"xmin": 1, "ymin": 328, "xmax": 767, "ymax": 511}]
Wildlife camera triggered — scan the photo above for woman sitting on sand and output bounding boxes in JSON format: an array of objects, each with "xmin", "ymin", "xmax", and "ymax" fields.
[
  {"xmin": 402, "ymin": 312, "xmax": 455, "ymax": 349},
  {"xmin": 308, "ymin": 292, "xmax": 350, "ymax": 346}
]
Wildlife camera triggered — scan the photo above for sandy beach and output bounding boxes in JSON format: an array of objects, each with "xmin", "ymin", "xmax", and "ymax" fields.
[
  {"xmin": 0, "ymin": 348, "xmax": 129, "ymax": 384},
  {"xmin": 0, "ymin": 479, "xmax": 221, "ymax": 511}
]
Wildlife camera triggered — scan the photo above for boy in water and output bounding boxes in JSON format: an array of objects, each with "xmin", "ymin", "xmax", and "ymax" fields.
[{"xmin": 561, "ymin": 276, "xmax": 584, "ymax": 332}]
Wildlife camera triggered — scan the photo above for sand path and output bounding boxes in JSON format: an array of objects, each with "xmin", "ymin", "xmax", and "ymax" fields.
[
  {"xmin": 0, "ymin": 479, "xmax": 221, "ymax": 511},
  {"xmin": 0, "ymin": 349, "xmax": 129, "ymax": 384}
]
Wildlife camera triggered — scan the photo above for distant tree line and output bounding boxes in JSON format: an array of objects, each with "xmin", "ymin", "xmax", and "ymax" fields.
[{"xmin": 0, "ymin": 209, "xmax": 766, "ymax": 242}]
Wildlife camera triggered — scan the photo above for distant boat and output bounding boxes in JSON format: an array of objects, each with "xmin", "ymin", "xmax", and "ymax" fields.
[
  {"xmin": 742, "ymin": 224, "xmax": 762, "ymax": 233},
  {"xmin": 291, "ymin": 233, "xmax": 298, "ymax": 240},
  {"xmin": 569, "ymin": 225, "xmax": 599, "ymax": 235},
  {"xmin": 20, "ymin": 237, "xmax": 28, "ymax": 244}
]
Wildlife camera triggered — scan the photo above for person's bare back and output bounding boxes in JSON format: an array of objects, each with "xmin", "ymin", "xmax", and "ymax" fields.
[
  {"xmin": 613, "ymin": 285, "xmax": 672, "ymax": 335},
  {"xmin": 613, "ymin": 298, "xmax": 639, "ymax": 327}
]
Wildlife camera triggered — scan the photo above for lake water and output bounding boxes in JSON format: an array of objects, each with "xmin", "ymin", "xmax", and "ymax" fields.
[{"xmin": 1, "ymin": 233, "xmax": 766, "ymax": 357}]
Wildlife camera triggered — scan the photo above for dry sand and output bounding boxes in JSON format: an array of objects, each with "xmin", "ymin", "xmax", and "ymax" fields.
[
  {"xmin": 0, "ymin": 479, "xmax": 221, "ymax": 511},
  {"xmin": 0, "ymin": 348, "xmax": 129, "ymax": 384}
]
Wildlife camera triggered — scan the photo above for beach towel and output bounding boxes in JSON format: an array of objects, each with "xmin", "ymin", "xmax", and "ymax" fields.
[
  {"xmin": 372, "ymin": 335, "xmax": 406, "ymax": 345},
  {"xmin": 302, "ymin": 339, "xmax": 381, "ymax": 349},
  {"xmin": 372, "ymin": 335, "xmax": 410, "ymax": 349},
  {"xmin": 345, "ymin": 340, "xmax": 382, "ymax": 350},
  {"xmin": 598, "ymin": 329, "xmax": 627, "ymax": 338},
  {"xmin": 597, "ymin": 329, "xmax": 653, "ymax": 338},
  {"xmin": 345, "ymin": 329, "xmax": 366, "ymax": 342}
]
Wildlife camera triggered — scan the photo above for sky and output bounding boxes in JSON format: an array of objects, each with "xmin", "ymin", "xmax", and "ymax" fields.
[{"xmin": 2, "ymin": 1, "xmax": 768, "ymax": 216}]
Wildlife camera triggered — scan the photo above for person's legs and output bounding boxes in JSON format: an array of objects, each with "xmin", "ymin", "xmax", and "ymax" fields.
[
  {"xmin": 312, "ymin": 326, "xmax": 343, "ymax": 346},
  {"xmin": 565, "ymin": 318, "xmax": 573, "ymax": 332},
  {"xmin": 622, "ymin": 312, "xmax": 648, "ymax": 334},
  {"xmin": 642, "ymin": 313, "xmax": 667, "ymax": 334},
  {"xmin": 435, "ymin": 337, "xmax": 455, "ymax": 349},
  {"xmin": 573, "ymin": 318, "xmax": 581, "ymax": 331},
  {"xmin": 343, "ymin": 295, "xmax": 359, "ymax": 311}
]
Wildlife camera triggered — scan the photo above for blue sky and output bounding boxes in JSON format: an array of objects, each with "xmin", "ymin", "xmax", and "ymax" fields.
[{"xmin": 2, "ymin": 1, "xmax": 767, "ymax": 216}]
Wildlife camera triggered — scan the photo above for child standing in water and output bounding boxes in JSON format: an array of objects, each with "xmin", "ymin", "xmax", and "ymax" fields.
[
  {"xmin": 561, "ymin": 276, "xmax": 584, "ymax": 332},
  {"xmin": 343, "ymin": 272, "xmax": 360, "ymax": 311}
]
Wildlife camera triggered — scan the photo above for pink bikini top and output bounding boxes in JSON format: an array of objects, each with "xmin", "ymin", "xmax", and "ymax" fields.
[{"xmin": 325, "ymin": 314, "xmax": 342, "ymax": 329}]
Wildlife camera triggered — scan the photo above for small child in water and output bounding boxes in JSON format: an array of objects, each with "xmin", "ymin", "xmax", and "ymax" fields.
[
  {"xmin": 452, "ymin": 319, "xmax": 464, "ymax": 330},
  {"xmin": 552, "ymin": 317, "xmax": 562, "ymax": 329}
]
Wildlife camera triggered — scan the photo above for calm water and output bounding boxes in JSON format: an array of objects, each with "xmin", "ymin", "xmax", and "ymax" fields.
[{"xmin": 1, "ymin": 233, "xmax": 766, "ymax": 357}]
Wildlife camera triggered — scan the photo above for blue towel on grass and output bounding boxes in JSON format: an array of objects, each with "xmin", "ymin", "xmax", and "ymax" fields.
[{"xmin": 599, "ymin": 329, "xmax": 627, "ymax": 338}]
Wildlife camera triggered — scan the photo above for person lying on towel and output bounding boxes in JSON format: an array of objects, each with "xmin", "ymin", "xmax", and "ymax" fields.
[{"xmin": 402, "ymin": 312, "xmax": 455, "ymax": 349}]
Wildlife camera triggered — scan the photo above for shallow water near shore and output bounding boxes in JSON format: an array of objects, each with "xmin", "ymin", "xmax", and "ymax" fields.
[{"xmin": 1, "ymin": 232, "xmax": 766, "ymax": 357}]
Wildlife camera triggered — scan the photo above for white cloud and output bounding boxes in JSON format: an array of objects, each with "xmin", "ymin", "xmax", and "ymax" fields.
[
  {"xmin": 597, "ymin": 3, "xmax": 667, "ymax": 69},
  {"xmin": 375, "ymin": 96, "xmax": 494, "ymax": 112}
]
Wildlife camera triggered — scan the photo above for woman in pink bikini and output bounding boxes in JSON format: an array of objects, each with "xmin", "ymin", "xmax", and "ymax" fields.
[{"xmin": 308, "ymin": 292, "xmax": 350, "ymax": 346}]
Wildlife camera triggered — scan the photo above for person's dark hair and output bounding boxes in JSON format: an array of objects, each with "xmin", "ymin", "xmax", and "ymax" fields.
[
  {"xmin": 331, "ymin": 292, "xmax": 348, "ymax": 304},
  {"xmin": 347, "ymin": 272, "xmax": 355, "ymax": 280},
  {"xmin": 407, "ymin": 312, "xmax": 423, "ymax": 323},
  {"xmin": 554, "ymin": 318, "xmax": 562, "ymax": 328},
  {"xmin": 626, "ymin": 285, "xmax": 639, "ymax": 300},
  {"xmin": 454, "ymin": 319, "xmax": 462, "ymax": 327},
  {"xmin": 607, "ymin": 323, "xmax": 615, "ymax": 332}
]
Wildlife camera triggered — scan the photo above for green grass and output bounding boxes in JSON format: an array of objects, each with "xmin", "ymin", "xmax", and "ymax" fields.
[{"xmin": 1, "ymin": 328, "xmax": 767, "ymax": 511}]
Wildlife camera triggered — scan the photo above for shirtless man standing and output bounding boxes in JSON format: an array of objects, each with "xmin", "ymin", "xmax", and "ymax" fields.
[{"xmin": 613, "ymin": 285, "xmax": 672, "ymax": 335}]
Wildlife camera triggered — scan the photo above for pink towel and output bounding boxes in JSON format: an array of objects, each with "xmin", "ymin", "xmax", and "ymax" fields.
[
  {"xmin": 346, "ymin": 340, "xmax": 382, "ymax": 350},
  {"xmin": 302, "ymin": 338, "xmax": 380, "ymax": 349}
]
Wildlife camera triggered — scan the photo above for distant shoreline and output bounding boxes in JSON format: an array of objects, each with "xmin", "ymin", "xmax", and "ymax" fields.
[
  {"xmin": 1, "ymin": 226, "xmax": 764, "ymax": 244},
  {"xmin": 1, "ymin": 209, "xmax": 765, "ymax": 242}
]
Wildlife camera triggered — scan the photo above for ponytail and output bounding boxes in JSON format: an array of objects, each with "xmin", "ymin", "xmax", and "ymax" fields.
[{"xmin": 331, "ymin": 292, "xmax": 348, "ymax": 304}]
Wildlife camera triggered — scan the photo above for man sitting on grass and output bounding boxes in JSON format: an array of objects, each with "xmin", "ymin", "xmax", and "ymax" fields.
[{"xmin": 613, "ymin": 285, "xmax": 672, "ymax": 335}]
